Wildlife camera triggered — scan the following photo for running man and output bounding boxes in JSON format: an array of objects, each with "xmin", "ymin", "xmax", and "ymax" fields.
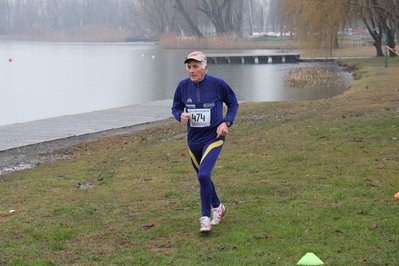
[{"xmin": 172, "ymin": 51, "xmax": 239, "ymax": 233}]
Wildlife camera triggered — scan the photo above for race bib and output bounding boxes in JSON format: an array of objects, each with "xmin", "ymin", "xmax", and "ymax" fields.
[{"xmin": 187, "ymin": 108, "xmax": 211, "ymax": 127}]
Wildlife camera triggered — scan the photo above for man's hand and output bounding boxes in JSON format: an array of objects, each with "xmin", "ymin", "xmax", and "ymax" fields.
[
  {"xmin": 216, "ymin": 122, "xmax": 229, "ymax": 138},
  {"xmin": 180, "ymin": 112, "xmax": 190, "ymax": 124}
]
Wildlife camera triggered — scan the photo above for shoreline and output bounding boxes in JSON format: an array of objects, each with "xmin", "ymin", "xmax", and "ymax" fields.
[{"xmin": 0, "ymin": 118, "xmax": 173, "ymax": 175}]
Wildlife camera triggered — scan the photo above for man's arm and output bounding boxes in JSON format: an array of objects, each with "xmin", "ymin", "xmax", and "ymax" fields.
[
  {"xmin": 171, "ymin": 88, "xmax": 185, "ymax": 122},
  {"xmin": 222, "ymin": 84, "xmax": 239, "ymax": 126}
]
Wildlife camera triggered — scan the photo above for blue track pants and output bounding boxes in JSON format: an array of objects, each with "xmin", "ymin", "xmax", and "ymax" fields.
[{"xmin": 188, "ymin": 139, "xmax": 224, "ymax": 218}]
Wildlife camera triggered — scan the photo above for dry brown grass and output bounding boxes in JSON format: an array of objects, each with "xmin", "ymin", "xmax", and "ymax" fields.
[
  {"xmin": 159, "ymin": 33, "xmax": 296, "ymax": 50},
  {"xmin": 284, "ymin": 66, "xmax": 341, "ymax": 87}
]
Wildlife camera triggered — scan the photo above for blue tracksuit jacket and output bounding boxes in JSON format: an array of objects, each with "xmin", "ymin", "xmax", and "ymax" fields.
[{"xmin": 172, "ymin": 74, "xmax": 239, "ymax": 145}]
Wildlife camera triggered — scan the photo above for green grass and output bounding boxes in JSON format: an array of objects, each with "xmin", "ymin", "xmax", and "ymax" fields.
[{"xmin": 1, "ymin": 57, "xmax": 399, "ymax": 265}]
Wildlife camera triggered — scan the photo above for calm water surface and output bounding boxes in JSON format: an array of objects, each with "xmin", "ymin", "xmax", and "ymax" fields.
[{"xmin": 0, "ymin": 42, "xmax": 352, "ymax": 126}]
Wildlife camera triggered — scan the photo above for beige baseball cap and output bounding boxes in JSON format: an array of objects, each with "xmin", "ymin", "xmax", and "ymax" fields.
[{"xmin": 184, "ymin": 51, "xmax": 207, "ymax": 64}]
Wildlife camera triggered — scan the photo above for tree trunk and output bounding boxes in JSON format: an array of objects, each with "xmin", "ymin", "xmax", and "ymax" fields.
[
  {"xmin": 248, "ymin": 0, "xmax": 254, "ymax": 35},
  {"xmin": 396, "ymin": 23, "xmax": 399, "ymax": 47},
  {"xmin": 373, "ymin": 38, "xmax": 384, "ymax": 57},
  {"xmin": 387, "ymin": 26, "xmax": 397, "ymax": 57},
  {"xmin": 362, "ymin": 18, "xmax": 384, "ymax": 57},
  {"xmin": 234, "ymin": 0, "xmax": 244, "ymax": 35},
  {"xmin": 224, "ymin": 0, "xmax": 234, "ymax": 33}
]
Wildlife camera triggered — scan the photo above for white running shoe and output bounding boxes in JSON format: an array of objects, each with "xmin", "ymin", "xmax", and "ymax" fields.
[
  {"xmin": 211, "ymin": 203, "xmax": 226, "ymax": 226},
  {"xmin": 200, "ymin": 216, "xmax": 212, "ymax": 233}
]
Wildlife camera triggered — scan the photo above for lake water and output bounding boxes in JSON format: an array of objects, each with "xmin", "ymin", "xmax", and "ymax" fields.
[{"xmin": 0, "ymin": 41, "xmax": 353, "ymax": 126}]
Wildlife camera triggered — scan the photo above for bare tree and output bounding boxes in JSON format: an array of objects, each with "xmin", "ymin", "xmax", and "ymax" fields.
[
  {"xmin": 173, "ymin": 0, "xmax": 204, "ymax": 37},
  {"xmin": 281, "ymin": 0, "xmax": 398, "ymax": 57},
  {"xmin": 354, "ymin": 0, "xmax": 384, "ymax": 56},
  {"xmin": 133, "ymin": 0, "xmax": 176, "ymax": 35},
  {"xmin": 199, "ymin": 0, "xmax": 229, "ymax": 34},
  {"xmin": 197, "ymin": 0, "xmax": 242, "ymax": 35},
  {"xmin": 173, "ymin": 0, "xmax": 245, "ymax": 37},
  {"xmin": 352, "ymin": 0, "xmax": 397, "ymax": 57}
]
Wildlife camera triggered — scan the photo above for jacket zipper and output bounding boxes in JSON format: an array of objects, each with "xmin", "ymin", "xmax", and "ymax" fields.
[{"xmin": 196, "ymin": 83, "xmax": 200, "ymax": 102}]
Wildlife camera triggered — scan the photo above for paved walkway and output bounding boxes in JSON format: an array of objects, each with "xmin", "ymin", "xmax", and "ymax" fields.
[{"xmin": 0, "ymin": 100, "xmax": 173, "ymax": 151}]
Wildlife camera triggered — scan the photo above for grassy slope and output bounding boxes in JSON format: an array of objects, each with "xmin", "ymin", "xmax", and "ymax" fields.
[{"xmin": 0, "ymin": 54, "xmax": 398, "ymax": 265}]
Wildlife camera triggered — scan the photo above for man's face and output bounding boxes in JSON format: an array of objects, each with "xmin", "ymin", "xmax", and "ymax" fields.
[{"xmin": 186, "ymin": 60, "xmax": 207, "ymax": 83}]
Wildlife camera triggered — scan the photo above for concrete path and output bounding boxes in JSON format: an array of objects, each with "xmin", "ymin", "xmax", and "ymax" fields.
[{"xmin": 0, "ymin": 100, "xmax": 173, "ymax": 151}]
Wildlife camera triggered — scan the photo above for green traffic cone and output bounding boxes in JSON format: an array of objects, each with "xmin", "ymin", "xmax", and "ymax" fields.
[{"xmin": 297, "ymin": 252, "xmax": 324, "ymax": 265}]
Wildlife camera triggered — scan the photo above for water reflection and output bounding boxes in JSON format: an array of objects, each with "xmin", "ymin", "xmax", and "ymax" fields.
[{"xmin": 0, "ymin": 42, "xmax": 352, "ymax": 126}]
